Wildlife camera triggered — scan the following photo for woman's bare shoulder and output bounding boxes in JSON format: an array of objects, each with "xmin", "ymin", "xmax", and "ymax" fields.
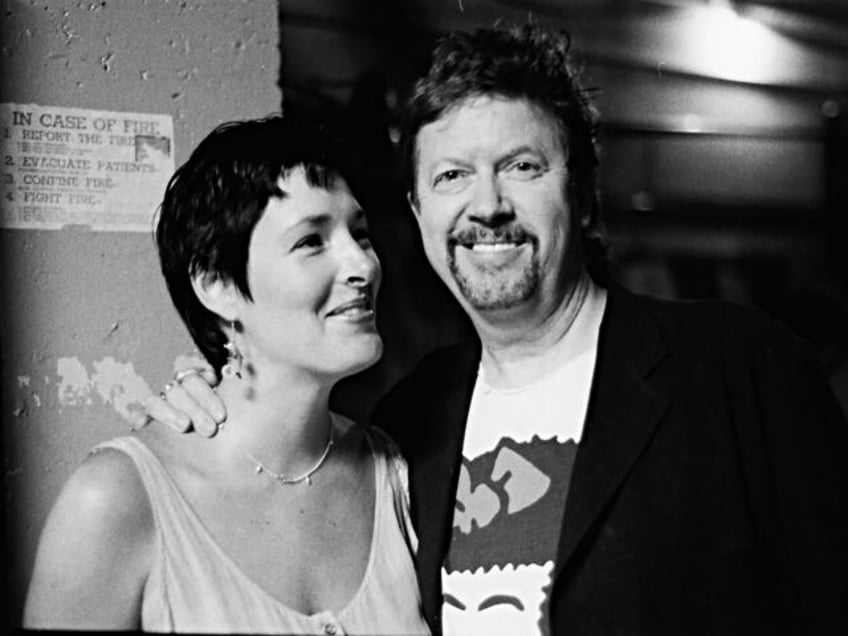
[
  {"xmin": 59, "ymin": 440, "xmax": 154, "ymax": 533},
  {"xmin": 24, "ymin": 440, "xmax": 155, "ymax": 629}
]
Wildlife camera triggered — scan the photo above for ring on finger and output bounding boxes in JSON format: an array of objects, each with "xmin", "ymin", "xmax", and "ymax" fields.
[
  {"xmin": 174, "ymin": 368, "xmax": 202, "ymax": 384},
  {"xmin": 159, "ymin": 382, "xmax": 175, "ymax": 399}
]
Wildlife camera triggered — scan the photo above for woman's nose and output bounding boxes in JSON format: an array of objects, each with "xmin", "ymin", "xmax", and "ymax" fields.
[{"xmin": 342, "ymin": 240, "xmax": 379, "ymax": 288}]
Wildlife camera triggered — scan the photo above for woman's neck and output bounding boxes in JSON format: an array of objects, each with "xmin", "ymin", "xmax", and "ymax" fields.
[{"xmin": 213, "ymin": 366, "xmax": 336, "ymax": 477}]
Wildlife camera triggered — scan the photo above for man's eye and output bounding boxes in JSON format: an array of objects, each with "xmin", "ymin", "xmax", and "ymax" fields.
[
  {"xmin": 433, "ymin": 169, "xmax": 466, "ymax": 187},
  {"xmin": 506, "ymin": 160, "xmax": 543, "ymax": 178},
  {"xmin": 294, "ymin": 234, "xmax": 323, "ymax": 250}
]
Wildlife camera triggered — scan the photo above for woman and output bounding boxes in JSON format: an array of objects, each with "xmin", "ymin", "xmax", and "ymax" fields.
[{"xmin": 24, "ymin": 117, "xmax": 430, "ymax": 634}]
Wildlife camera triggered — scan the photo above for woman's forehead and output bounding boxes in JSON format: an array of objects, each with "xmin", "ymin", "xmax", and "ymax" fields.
[{"xmin": 267, "ymin": 169, "xmax": 363, "ymax": 225}]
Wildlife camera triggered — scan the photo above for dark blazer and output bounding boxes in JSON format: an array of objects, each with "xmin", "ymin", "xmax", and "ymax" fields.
[{"xmin": 373, "ymin": 288, "xmax": 848, "ymax": 635}]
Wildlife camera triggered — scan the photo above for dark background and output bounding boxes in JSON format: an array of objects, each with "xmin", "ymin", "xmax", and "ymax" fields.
[{"xmin": 276, "ymin": 1, "xmax": 848, "ymax": 420}]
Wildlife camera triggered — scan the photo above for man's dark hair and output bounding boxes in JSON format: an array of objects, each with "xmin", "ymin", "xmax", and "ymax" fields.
[
  {"xmin": 401, "ymin": 23, "xmax": 608, "ymax": 280},
  {"xmin": 155, "ymin": 116, "xmax": 362, "ymax": 374}
]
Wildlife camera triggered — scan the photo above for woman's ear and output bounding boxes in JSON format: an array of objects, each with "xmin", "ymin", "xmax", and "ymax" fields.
[
  {"xmin": 191, "ymin": 271, "xmax": 239, "ymax": 321},
  {"xmin": 406, "ymin": 191, "xmax": 420, "ymax": 217}
]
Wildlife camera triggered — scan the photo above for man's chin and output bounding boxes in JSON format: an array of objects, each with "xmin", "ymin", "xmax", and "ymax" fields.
[
  {"xmin": 454, "ymin": 275, "xmax": 537, "ymax": 313},
  {"xmin": 466, "ymin": 296, "xmax": 527, "ymax": 312}
]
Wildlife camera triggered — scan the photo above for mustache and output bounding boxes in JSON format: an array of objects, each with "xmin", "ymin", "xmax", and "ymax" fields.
[{"xmin": 449, "ymin": 224, "xmax": 535, "ymax": 246}]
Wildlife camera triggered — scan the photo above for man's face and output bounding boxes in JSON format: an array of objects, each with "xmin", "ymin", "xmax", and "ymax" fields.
[{"xmin": 411, "ymin": 96, "xmax": 580, "ymax": 318}]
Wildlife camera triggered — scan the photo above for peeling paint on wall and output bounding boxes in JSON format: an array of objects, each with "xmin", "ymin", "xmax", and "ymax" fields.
[
  {"xmin": 56, "ymin": 356, "xmax": 152, "ymax": 421},
  {"xmin": 56, "ymin": 357, "xmax": 92, "ymax": 406},
  {"xmin": 1, "ymin": 0, "xmax": 281, "ymax": 623}
]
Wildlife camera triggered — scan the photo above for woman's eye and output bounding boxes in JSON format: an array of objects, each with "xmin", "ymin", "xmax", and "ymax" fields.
[
  {"xmin": 294, "ymin": 234, "xmax": 323, "ymax": 250},
  {"xmin": 353, "ymin": 227, "xmax": 372, "ymax": 247}
]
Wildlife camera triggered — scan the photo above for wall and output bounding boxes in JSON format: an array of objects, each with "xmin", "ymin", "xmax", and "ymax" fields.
[{"xmin": 0, "ymin": 0, "xmax": 281, "ymax": 625}]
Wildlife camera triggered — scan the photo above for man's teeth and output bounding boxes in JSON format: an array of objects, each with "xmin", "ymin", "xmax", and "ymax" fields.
[{"xmin": 468, "ymin": 242, "xmax": 519, "ymax": 252}]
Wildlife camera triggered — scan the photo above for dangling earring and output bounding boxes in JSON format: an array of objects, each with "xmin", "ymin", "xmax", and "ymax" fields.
[{"xmin": 222, "ymin": 320, "xmax": 243, "ymax": 379}]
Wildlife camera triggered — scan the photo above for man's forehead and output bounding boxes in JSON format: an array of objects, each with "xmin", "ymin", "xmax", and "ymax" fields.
[{"xmin": 415, "ymin": 96, "xmax": 566, "ymax": 159}]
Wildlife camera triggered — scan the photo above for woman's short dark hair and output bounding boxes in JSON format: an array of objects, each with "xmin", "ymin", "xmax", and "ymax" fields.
[
  {"xmin": 401, "ymin": 23, "xmax": 608, "ymax": 282},
  {"xmin": 155, "ymin": 116, "xmax": 362, "ymax": 374}
]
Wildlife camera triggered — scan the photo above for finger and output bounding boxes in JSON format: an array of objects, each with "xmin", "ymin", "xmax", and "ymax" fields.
[
  {"xmin": 127, "ymin": 405, "xmax": 151, "ymax": 430},
  {"xmin": 157, "ymin": 383, "xmax": 220, "ymax": 438},
  {"xmin": 174, "ymin": 364, "xmax": 218, "ymax": 386},
  {"xmin": 194, "ymin": 365, "xmax": 219, "ymax": 387},
  {"xmin": 143, "ymin": 392, "xmax": 193, "ymax": 433},
  {"xmin": 179, "ymin": 372, "xmax": 226, "ymax": 423}
]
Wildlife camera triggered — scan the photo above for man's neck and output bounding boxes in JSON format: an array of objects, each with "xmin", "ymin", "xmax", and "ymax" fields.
[{"xmin": 475, "ymin": 272, "xmax": 603, "ymax": 390}]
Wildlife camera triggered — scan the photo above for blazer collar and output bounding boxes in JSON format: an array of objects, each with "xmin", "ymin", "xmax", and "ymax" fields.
[
  {"xmin": 554, "ymin": 287, "xmax": 669, "ymax": 579},
  {"xmin": 407, "ymin": 340, "xmax": 480, "ymax": 629}
]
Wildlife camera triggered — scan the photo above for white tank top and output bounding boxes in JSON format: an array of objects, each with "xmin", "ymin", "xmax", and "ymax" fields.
[{"xmin": 95, "ymin": 427, "xmax": 429, "ymax": 635}]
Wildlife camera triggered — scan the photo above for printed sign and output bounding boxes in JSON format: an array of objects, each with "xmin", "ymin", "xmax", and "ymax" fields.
[{"xmin": 1, "ymin": 103, "xmax": 174, "ymax": 231}]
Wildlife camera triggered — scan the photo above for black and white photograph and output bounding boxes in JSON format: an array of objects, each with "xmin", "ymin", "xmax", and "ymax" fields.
[{"xmin": 2, "ymin": 1, "xmax": 847, "ymax": 633}]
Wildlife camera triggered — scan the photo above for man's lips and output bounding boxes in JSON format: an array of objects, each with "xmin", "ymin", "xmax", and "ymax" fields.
[
  {"xmin": 450, "ymin": 227, "xmax": 533, "ymax": 253},
  {"xmin": 461, "ymin": 240, "xmax": 525, "ymax": 252}
]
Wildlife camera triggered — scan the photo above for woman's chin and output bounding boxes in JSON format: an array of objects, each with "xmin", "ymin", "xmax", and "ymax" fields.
[{"xmin": 329, "ymin": 337, "xmax": 384, "ymax": 380}]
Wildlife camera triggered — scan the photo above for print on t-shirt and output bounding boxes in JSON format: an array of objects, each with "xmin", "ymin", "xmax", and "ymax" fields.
[{"xmin": 443, "ymin": 434, "xmax": 577, "ymax": 635}]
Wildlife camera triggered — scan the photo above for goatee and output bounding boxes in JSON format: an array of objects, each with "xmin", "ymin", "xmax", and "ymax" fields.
[{"xmin": 448, "ymin": 247, "xmax": 540, "ymax": 311}]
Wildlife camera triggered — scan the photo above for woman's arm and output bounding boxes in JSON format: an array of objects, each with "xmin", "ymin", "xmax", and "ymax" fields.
[{"xmin": 23, "ymin": 447, "xmax": 155, "ymax": 630}]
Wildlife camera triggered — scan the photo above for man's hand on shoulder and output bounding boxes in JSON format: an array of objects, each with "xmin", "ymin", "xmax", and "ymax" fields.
[{"xmin": 131, "ymin": 364, "xmax": 226, "ymax": 438}]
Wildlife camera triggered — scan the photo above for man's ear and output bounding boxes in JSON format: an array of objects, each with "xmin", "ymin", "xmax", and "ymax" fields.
[
  {"xmin": 191, "ymin": 271, "xmax": 239, "ymax": 321},
  {"xmin": 568, "ymin": 179, "xmax": 592, "ymax": 229}
]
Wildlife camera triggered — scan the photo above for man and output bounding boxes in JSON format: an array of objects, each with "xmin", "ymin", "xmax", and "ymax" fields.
[{"xmin": 144, "ymin": 24, "xmax": 848, "ymax": 635}]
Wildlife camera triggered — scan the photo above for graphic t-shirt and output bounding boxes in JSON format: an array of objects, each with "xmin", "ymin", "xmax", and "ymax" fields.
[{"xmin": 441, "ymin": 285, "xmax": 607, "ymax": 635}]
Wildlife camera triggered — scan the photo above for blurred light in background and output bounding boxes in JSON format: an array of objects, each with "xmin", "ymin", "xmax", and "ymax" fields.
[{"xmin": 680, "ymin": 2, "xmax": 784, "ymax": 84}]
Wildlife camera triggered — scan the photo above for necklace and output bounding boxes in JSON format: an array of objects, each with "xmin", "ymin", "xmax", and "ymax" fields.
[{"xmin": 246, "ymin": 418, "xmax": 335, "ymax": 486}]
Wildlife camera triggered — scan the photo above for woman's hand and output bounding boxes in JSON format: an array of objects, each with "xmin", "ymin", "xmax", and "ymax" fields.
[{"xmin": 132, "ymin": 365, "xmax": 226, "ymax": 437}]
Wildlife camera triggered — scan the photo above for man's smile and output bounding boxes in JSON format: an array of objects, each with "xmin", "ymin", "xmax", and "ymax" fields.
[
  {"xmin": 452, "ymin": 232, "xmax": 534, "ymax": 266},
  {"xmin": 451, "ymin": 226, "xmax": 534, "ymax": 258},
  {"xmin": 463, "ymin": 240, "xmax": 525, "ymax": 253}
]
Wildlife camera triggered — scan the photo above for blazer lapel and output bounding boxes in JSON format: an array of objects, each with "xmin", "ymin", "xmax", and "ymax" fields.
[
  {"xmin": 407, "ymin": 341, "xmax": 480, "ymax": 628},
  {"xmin": 554, "ymin": 289, "xmax": 669, "ymax": 579}
]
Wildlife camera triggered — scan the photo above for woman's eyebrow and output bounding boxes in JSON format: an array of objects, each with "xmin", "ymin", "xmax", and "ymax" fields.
[{"xmin": 287, "ymin": 213, "xmax": 333, "ymax": 230}]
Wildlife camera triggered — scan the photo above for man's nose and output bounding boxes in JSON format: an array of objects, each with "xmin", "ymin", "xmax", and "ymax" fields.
[{"xmin": 468, "ymin": 174, "xmax": 512, "ymax": 225}]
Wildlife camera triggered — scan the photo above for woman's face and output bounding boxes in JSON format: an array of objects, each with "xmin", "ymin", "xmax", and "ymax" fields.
[{"xmin": 234, "ymin": 166, "xmax": 382, "ymax": 382}]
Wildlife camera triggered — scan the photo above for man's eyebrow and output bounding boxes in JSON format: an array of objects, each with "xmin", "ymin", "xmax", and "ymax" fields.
[
  {"xmin": 429, "ymin": 156, "xmax": 472, "ymax": 169},
  {"xmin": 478, "ymin": 594, "xmax": 525, "ymax": 611},
  {"xmin": 499, "ymin": 145, "xmax": 546, "ymax": 162}
]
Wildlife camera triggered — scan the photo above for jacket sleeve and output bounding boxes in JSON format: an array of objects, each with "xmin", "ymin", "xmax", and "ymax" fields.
[{"xmin": 737, "ymin": 317, "xmax": 848, "ymax": 630}]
